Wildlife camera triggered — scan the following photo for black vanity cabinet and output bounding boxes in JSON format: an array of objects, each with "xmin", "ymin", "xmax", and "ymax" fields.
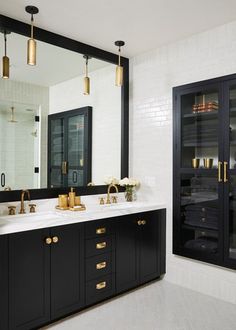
[
  {"xmin": 1, "ymin": 209, "xmax": 166, "ymax": 330},
  {"xmin": 7, "ymin": 223, "xmax": 84, "ymax": 330},
  {"xmin": 173, "ymin": 73, "xmax": 236, "ymax": 270},
  {"xmin": 116, "ymin": 210, "xmax": 166, "ymax": 293},
  {"xmin": 48, "ymin": 107, "xmax": 92, "ymax": 188}
]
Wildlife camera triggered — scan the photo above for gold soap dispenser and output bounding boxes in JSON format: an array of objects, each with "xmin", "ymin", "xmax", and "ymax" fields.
[{"xmin": 69, "ymin": 187, "xmax": 75, "ymax": 208}]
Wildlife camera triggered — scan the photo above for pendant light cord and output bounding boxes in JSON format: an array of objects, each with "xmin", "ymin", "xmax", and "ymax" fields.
[
  {"xmin": 4, "ymin": 32, "xmax": 7, "ymax": 57},
  {"xmin": 85, "ymin": 57, "xmax": 88, "ymax": 77},
  {"xmin": 31, "ymin": 14, "xmax": 34, "ymax": 39},
  {"xmin": 118, "ymin": 46, "xmax": 121, "ymax": 66}
]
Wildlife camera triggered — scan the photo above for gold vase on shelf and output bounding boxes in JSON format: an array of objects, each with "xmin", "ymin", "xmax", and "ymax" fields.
[
  {"xmin": 203, "ymin": 158, "xmax": 213, "ymax": 169},
  {"xmin": 191, "ymin": 158, "xmax": 200, "ymax": 168}
]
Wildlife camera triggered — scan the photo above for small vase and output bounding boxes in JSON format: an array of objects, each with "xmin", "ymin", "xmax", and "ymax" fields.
[{"xmin": 125, "ymin": 186, "xmax": 133, "ymax": 202}]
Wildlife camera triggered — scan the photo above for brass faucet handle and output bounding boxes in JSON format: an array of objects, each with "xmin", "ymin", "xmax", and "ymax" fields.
[
  {"xmin": 99, "ymin": 197, "xmax": 105, "ymax": 205},
  {"xmin": 111, "ymin": 196, "xmax": 118, "ymax": 203},
  {"xmin": 29, "ymin": 204, "xmax": 36, "ymax": 213},
  {"xmin": 106, "ymin": 196, "xmax": 111, "ymax": 204},
  {"xmin": 8, "ymin": 206, "xmax": 16, "ymax": 215}
]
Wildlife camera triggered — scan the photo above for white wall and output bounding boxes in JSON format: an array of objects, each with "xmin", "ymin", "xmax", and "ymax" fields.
[
  {"xmin": 49, "ymin": 64, "xmax": 121, "ymax": 184},
  {"xmin": 0, "ymin": 79, "xmax": 49, "ymax": 188},
  {"xmin": 130, "ymin": 20, "xmax": 236, "ymax": 304}
]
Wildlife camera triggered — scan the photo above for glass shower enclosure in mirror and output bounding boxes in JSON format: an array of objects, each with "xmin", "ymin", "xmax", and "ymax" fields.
[{"xmin": 0, "ymin": 31, "xmax": 121, "ymax": 191}]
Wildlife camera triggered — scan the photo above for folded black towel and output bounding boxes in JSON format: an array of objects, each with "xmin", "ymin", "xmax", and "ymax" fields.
[{"xmin": 184, "ymin": 237, "xmax": 218, "ymax": 253}]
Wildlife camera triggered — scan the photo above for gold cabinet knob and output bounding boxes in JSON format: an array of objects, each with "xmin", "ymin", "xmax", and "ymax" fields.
[
  {"xmin": 96, "ymin": 242, "xmax": 106, "ymax": 249},
  {"xmin": 137, "ymin": 220, "xmax": 142, "ymax": 226},
  {"xmin": 52, "ymin": 236, "xmax": 59, "ymax": 244},
  {"xmin": 96, "ymin": 281, "xmax": 106, "ymax": 290},
  {"xmin": 45, "ymin": 237, "xmax": 52, "ymax": 245},
  {"xmin": 141, "ymin": 220, "xmax": 146, "ymax": 225}
]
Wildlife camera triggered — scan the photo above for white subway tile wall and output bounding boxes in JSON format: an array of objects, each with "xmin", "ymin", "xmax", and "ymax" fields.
[
  {"xmin": 130, "ymin": 20, "xmax": 236, "ymax": 304},
  {"xmin": 0, "ymin": 79, "xmax": 49, "ymax": 188}
]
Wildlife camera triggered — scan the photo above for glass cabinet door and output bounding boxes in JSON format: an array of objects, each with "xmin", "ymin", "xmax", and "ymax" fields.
[
  {"xmin": 48, "ymin": 117, "xmax": 65, "ymax": 188},
  {"xmin": 67, "ymin": 114, "xmax": 85, "ymax": 187},
  {"xmin": 175, "ymin": 83, "xmax": 224, "ymax": 261},
  {"xmin": 224, "ymin": 81, "xmax": 236, "ymax": 264}
]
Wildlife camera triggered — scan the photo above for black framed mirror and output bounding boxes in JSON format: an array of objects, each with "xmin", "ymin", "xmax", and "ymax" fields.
[{"xmin": 0, "ymin": 14, "xmax": 129, "ymax": 202}]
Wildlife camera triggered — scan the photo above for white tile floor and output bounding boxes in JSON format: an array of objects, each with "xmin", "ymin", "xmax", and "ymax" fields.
[{"xmin": 42, "ymin": 279, "xmax": 236, "ymax": 330}]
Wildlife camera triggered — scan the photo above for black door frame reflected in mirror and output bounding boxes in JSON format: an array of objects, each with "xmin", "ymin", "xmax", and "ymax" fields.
[{"xmin": 0, "ymin": 14, "xmax": 128, "ymax": 202}]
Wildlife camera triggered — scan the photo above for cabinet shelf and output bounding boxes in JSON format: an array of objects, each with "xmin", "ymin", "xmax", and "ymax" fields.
[{"xmin": 182, "ymin": 224, "xmax": 218, "ymax": 232}]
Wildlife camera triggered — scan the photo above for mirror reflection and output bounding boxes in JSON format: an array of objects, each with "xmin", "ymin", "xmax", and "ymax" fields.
[{"xmin": 0, "ymin": 32, "xmax": 121, "ymax": 191}]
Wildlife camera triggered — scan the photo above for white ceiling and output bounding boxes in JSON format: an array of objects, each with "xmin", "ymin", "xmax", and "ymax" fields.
[{"xmin": 1, "ymin": 0, "xmax": 236, "ymax": 57}]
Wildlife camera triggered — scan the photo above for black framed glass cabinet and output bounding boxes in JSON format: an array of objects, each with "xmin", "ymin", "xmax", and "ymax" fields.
[
  {"xmin": 48, "ymin": 107, "xmax": 92, "ymax": 188},
  {"xmin": 173, "ymin": 73, "xmax": 236, "ymax": 270}
]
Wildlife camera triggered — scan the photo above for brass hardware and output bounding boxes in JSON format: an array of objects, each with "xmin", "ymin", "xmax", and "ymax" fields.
[
  {"xmin": 19, "ymin": 190, "xmax": 31, "ymax": 214},
  {"xmin": 99, "ymin": 197, "xmax": 105, "ymax": 205},
  {"xmin": 52, "ymin": 236, "xmax": 59, "ymax": 244},
  {"xmin": 106, "ymin": 183, "xmax": 118, "ymax": 204},
  {"xmin": 61, "ymin": 161, "xmax": 68, "ymax": 175},
  {"xmin": 112, "ymin": 196, "xmax": 118, "ymax": 203},
  {"xmin": 96, "ymin": 261, "xmax": 107, "ymax": 270},
  {"xmin": 224, "ymin": 161, "xmax": 228, "ymax": 182},
  {"xmin": 96, "ymin": 242, "xmax": 106, "ymax": 249},
  {"xmin": 2, "ymin": 31, "xmax": 10, "ymax": 79},
  {"xmin": 4, "ymin": 186, "xmax": 11, "ymax": 191},
  {"xmin": 203, "ymin": 158, "xmax": 213, "ymax": 169},
  {"xmin": 96, "ymin": 281, "xmax": 106, "ymax": 290},
  {"xmin": 45, "ymin": 237, "xmax": 52, "ymax": 245},
  {"xmin": 96, "ymin": 227, "xmax": 106, "ymax": 235},
  {"xmin": 137, "ymin": 220, "xmax": 142, "ymax": 226},
  {"xmin": 141, "ymin": 220, "xmax": 146, "ymax": 225},
  {"xmin": 26, "ymin": 6, "xmax": 39, "ymax": 66},
  {"xmin": 115, "ymin": 41, "xmax": 125, "ymax": 87},
  {"xmin": 29, "ymin": 204, "xmax": 36, "ymax": 213},
  {"xmin": 8, "ymin": 206, "xmax": 16, "ymax": 215},
  {"xmin": 218, "ymin": 161, "xmax": 222, "ymax": 182},
  {"xmin": 191, "ymin": 158, "xmax": 200, "ymax": 168}
]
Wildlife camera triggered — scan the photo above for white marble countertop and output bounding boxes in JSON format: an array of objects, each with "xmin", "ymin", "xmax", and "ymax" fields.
[{"xmin": 0, "ymin": 201, "xmax": 166, "ymax": 235}]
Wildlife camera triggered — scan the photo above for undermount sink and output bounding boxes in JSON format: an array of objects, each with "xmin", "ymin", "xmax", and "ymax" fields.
[{"xmin": 2, "ymin": 211, "xmax": 63, "ymax": 222}]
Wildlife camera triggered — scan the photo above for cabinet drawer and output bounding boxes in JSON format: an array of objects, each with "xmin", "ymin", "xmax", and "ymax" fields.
[
  {"xmin": 85, "ymin": 220, "xmax": 114, "ymax": 239},
  {"xmin": 86, "ymin": 274, "xmax": 114, "ymax": 306},
  {"xmin": 86, "ymin": 253, "xmax": 112, "ymax": 281},
  {"xmin": 86, "ymin": 236, "xmax": 112, "ymax": 257}
]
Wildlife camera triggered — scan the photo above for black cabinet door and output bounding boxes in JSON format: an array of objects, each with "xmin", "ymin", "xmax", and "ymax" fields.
[
  {"xmin": 139, "ymin": 211, "xmax": 162, "ymax": 284},
  {"xmin": 0, "ymin": 235, "xmax": 8, "ymax": 330},
  {"xmin": 116, "ymin": 215, "xmax": 139, "ymax": 293},
  {"xmin": 50, "ymin": 224, "xmax": 85, "ymax": 320},
  {"xmin": 9, "ymin": 229, "xmax": 51, "ymax": 330}
]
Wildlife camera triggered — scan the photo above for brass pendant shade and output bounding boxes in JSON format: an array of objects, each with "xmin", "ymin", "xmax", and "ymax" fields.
[
  {"xmin": 25, "ymin": 6, "xmax": 39, "ymax": 66},
  {"xmin": 2, "ymin": 31, "xmax": 10, "ymax": 79},
  {"xmin": 27, "ymin": 38, "xmax": 36, "ymax": 66},
  {"xmin": 83, "ymin": 55, "xmax": 91, "ymax": 95},
  {"xmin": 115, "ymin": 40, "xmax": 125, "ymax": 87}
]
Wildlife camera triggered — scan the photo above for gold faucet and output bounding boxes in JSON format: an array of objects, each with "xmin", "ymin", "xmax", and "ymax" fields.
[
  {"xmin": 19, "ymin": 190, "xmax": 31, "ymax": 214},
  {"xmin": 106, "ymin": 184, "xmax": 118, "ymax": 204}
]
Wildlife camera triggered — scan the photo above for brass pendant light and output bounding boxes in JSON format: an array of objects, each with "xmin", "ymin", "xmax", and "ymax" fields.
[
  {"xmin": 25, "ymin": 6, "xmax": 39, "ymax": 66},
  {"xmin": 2, "ymin": 30, "xmax": 11, "ymax": 79},
  {"xmin": 115, "ymin": 40, "xmax": 125, "ymax": 87},
  {"xmin": 83, "ymin": 55, "xmax": 91, "ymax": 95}
]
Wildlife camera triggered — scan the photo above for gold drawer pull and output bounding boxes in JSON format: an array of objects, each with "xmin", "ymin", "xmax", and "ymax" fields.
[
  {"xmin": 96, "ymin": 242, "xmax": 106, "ymax": 249},
  {"xmin": 96, "ymin": 261, "xmax": 107, "ymax": 270},
  {"xmin": 224, "ymin": 161, "xmax": 228, "ymax": 183},
  {"xmin": 141, "ymin": 220, "xmax": 146, "ymax": 225},
  {"xmin": 137, "ymin": 220, "xmax": 142, "ymax": 226},
  {"xmin": 96, "ymin": 281, "xmax": 106, "ymax": 290},
  {"xmin": 218, "ymin": 161, "xmax": 222, "ymax": 182},
  {"xmin": 52, "ymin": 236, "xmax": 59, "ymax": 244},
  {"xmin": 96, "ymin": 227, "xmax": 106, "ymax": 235},
  {"xmin": 45, "ymin": 237, "xmax": 52, "ymax": 245}
]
